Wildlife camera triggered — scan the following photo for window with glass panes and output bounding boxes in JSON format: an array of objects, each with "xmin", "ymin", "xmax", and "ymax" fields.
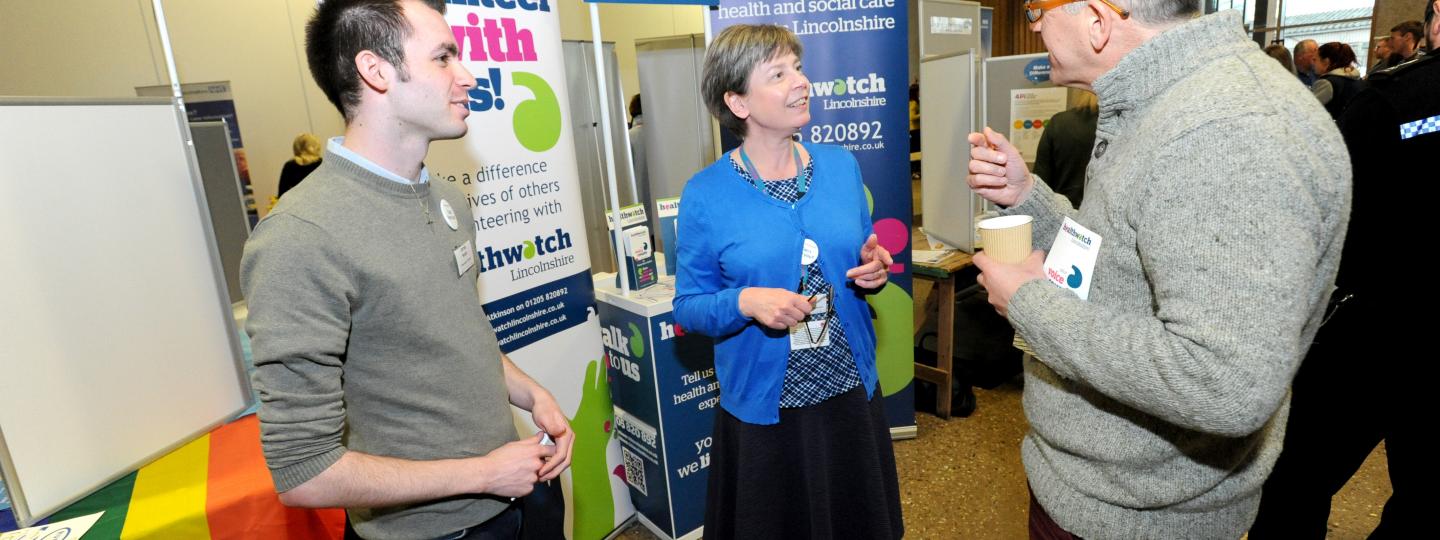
[{"xmin": 1207, "ymin": 0, "xmax": 1376, "ymax": 74}]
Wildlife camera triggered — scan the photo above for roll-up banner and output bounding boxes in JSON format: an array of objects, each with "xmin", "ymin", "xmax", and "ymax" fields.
[
  {"xmin": 430, "ymin": 1, "xmax": 635, "ymax": 538},
  {"xmin": 710, "ymin": 0, "xmax": 917, "ymax": 434}
]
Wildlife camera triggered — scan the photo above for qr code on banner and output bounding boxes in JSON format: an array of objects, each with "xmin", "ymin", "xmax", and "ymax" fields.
[{"xmin": 621, "ymin": 446, "xmax": 648, "ymax": 496}]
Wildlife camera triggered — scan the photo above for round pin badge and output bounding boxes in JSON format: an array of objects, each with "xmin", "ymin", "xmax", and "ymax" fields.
[
  {"xmin": 801, "ymin": 238, "xmax": 820, "ymax": 265},
  {"xmin": 440, "ymin": 199, "xmax": 459, "ymax": 230}
]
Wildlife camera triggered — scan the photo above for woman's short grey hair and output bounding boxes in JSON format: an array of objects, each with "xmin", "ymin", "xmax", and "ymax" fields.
[{"xmin": 701, "ymin": 24, "xmax": 803, "ymax": 139}]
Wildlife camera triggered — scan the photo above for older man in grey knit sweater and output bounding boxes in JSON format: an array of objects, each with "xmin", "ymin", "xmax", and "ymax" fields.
[{"xmin": 966, "ymin": 2, "xmax": 1351, "ymax": 538}]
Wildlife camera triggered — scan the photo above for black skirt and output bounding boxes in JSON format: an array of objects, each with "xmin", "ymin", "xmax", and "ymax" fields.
[{"xmin": 704, "ymin": 386, "xmax": 904, "ymax": 539}]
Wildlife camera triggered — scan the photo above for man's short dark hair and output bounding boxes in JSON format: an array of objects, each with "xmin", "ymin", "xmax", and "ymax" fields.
[
  {"xmin": 1391, "ymin": 20, "xmax": 1423, "ymax": 41},
  {"xmin": 306, "ymin": 0, "xmax": 447, "ymax": 122}
]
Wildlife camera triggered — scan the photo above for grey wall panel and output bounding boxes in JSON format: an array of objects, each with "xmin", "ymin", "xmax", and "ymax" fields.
[
  {"xmin": 635, "ymin": 34, "xmax": 715, "ymax": 209},
  {"xmin": 562, "ymin": 41, "xmax": 634, "ymax": 274},
  {"xmin": 982, "ymin": 52, "xmax": 1057, "ymax": 162},
  {"xmin": 190, "ymin": 121, "xmax": 249, "ymax": 303}
]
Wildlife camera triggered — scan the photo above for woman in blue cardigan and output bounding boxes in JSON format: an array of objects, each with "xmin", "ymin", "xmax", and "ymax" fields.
[{"xmin": 673, "ymin": 24, "xmax": 903, "ymax": 539}]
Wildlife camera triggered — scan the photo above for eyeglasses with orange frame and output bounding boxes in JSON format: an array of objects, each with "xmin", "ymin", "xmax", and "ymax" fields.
[{"xmin": 1023, "ymin": 0, "xmax": 1131, "ymax": 23}]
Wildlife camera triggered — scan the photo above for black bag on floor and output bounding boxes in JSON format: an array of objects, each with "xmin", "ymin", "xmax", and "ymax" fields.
[
  {"xmin": 918, "ymin": 268, "xmax": 1023, "ymax": 390},
  {"xmin": 913, "ymin": 333, "xmax": 976, "ymax": 417}
]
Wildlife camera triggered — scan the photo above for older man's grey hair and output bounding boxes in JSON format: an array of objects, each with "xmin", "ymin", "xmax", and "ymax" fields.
[
  {"xmin": 1293, "ymin": 38, "xmax": 1318, "ymax": 60},
  {"xmin": 1109, "ymin": 0, "xmax": 1201, "ymax": 26},
  {"xmin": 700, "ymin": 24, "xmax": 803, "ymax": 139}
]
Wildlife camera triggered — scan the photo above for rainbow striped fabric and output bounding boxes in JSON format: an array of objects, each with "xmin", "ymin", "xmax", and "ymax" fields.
[{"xmin": 0, "ymin": 415, "xmax": 344, "ymax": 539}]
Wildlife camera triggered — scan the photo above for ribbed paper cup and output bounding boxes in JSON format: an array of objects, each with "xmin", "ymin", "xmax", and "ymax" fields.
[
  {"xmin": 977, "ymin": 215, "xmax": 1033, "ymax": 264},
  {"xmin": 1013, "ymin": 333, "xmax": 1035, "ymax": 356}
]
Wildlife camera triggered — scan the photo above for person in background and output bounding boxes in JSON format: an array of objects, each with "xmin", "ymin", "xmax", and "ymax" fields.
[
  {"xmin": 1251, "ymin": 4, "xmax": 1437, "ymax": 537},
  {"xmin": 909, "ymin": 82, "xmax": 921, "ymax": 179},
  {"xmin": 1389, "ymin": 20, "xmax": 1425, "ymax": 65},
  {"xmin": 1312, "ymin": 42, "xmax": 1363, "ymax": 121},
  {"xmin": 1370, "ymin": 36, "xmax": 1393, "ymax": 72},
  {"xmin": 627, "ymin": 94, "xmax": 648, "ymax": 200},
  {"xmin": 1264, "ymin": 42, "xmax": 1297, "ymax": 75},
  {"xmin": 1294, "ymin": 38, "xmax": 1320, "ymax": 86},
  {"xmin": 966, "ymin": 1, "xmax": 1349, "ymax": 536},
  {"xmin": 674, "ymin": 23, "xmax": 902, "ymax": 540},
  {"xmin": 242, "ymin": 2, "xmax": 572, "ymax": 538},
  {"xmin": 1032, "ymin": 88, "xmax": 1098, "ymax": 207},
  {"xmin": 277, "ymin": 133, "xmax": 321, "ymax": 198}
]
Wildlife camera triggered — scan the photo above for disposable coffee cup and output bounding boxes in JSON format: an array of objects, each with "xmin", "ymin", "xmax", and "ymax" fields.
[{"xmin": 977, "ymin": 215, "xmax": 1033, "ymax": 264}]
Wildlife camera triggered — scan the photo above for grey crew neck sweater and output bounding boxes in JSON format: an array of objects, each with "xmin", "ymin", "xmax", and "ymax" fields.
[
  {"xmin": 1003, "ymin": 11, "xmax": 1351, "ymax": 538},
  {"xmin": 241, "ymin": 149, "xmax": 519, "ymax": 540}
]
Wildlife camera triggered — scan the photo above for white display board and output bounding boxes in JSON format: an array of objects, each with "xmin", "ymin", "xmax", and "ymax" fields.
[
  {"xmin": 921, "ymin": 50, "xmax": 985, "ymax": 252},
  {"xmin": 0, "ymin": 98, "xmax": 251, "ymax": 526}
]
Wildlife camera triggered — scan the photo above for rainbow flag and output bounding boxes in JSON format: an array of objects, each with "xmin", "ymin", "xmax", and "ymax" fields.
[{"xmin": 0, "ymin": 415, "xmax": 344, "ymax": 539}]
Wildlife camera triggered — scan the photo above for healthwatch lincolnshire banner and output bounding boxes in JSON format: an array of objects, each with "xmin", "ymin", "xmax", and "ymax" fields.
[
  {"xmin": 428, "ymin": 1, "xmax": 634, "ymax": 539},
  {"xmin": 711, "ymin": 0, "xmax": 916, "ymax": 432}
]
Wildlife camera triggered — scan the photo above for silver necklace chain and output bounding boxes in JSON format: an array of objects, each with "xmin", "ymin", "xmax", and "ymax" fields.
[{"xmin": 406, "ymin": 182, "xmax": 435, "ymax": 230}]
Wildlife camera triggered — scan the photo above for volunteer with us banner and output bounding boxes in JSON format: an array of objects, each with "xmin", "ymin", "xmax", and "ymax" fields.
[{"xmin": 672, "ymin": 24, "xmax": 902, "ymax": 540}]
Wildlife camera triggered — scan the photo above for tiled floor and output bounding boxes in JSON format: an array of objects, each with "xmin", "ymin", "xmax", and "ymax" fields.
[
  {"xmin": 616, "ymin": 181, "xmax": 1391, "ymax": 538},
  {"xmin": 614, "ymin": 381, "xmax": 1391, "ymax": 539},
  {"xmin": 611, "ymin": 272, "xmax": 1394, "ymax": 539}
]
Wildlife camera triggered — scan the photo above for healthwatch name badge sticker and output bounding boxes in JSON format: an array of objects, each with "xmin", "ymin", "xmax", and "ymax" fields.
[{"xmin": 1043, "ymin": 217, "xmax": 1102, "ymax": 300}]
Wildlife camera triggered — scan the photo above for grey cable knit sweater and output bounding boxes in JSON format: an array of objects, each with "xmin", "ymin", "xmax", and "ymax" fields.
[
  {"xmin": 241, "ymin": 149, "xmax": 519, "ymax": 540},
  {"xmin": 1003, "ymin": 11, "xmax": 1351, "ymax": 538}
]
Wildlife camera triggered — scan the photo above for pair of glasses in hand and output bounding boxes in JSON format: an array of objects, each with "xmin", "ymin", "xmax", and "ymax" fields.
[{"xmin": 798, "ymin": 278, "xmax": 834, "ymax": 345}]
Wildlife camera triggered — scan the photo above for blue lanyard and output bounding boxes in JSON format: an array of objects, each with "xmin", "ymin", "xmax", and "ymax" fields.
[{"xmin": 738, "ymin": 142, "xmax": 809, "ymax": 195}]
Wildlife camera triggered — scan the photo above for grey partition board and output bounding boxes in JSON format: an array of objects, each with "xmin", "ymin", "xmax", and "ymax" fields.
[
  {"xmin": 636, "ymin": 34, "xmax": 714, "ymax": 238},
  {"xmin": 920, "ymin": 0, "xmax": 982, "ymax": 59},
  {"xmin": 562, "ymin": 40, "xmax": 634, "ymax": 275},
  {"xmin": 0, "ymin": 98, "xmax": 252, "ymax": 526},
  {"xmin": 982, "ymin": 52, "xmax": 1056, "ymax": 159},
  {"xmin": 191, "ymin": 120, "xmax": 250, "ymax": 303},
  {"xmin": 920, "ymin": 51, "xmax": 983, "ymax": 252}
]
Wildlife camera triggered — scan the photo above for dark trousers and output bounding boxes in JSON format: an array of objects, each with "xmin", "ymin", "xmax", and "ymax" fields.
[
  {"xmin": 1249, "ymin": 295, "xmax": 1423, "ymax": 538},
  {"xmin": 1028, "ymin": 489, "xmax": 1081, "ymax": 540},
  {"xmin": 344, "ymin": 503, "xmax": 522, "ymax": 540}
]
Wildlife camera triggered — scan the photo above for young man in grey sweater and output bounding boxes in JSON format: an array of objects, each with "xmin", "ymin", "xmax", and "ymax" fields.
[
  {"xmin": 967, "ymin": 1, "xmax": 1351, "ymax": 537},
  {"xmin": 240, "ymin": 2, "xmax": 572, "ymax": 538}
]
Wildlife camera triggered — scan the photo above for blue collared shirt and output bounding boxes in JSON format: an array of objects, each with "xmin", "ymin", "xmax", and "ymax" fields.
[
  {"xmin": 326, "ymin": 137, "xmax": 429, "ymax": 185},
  {"xmin": 1297, "ymin": 69, "xmax": 1318, "ymax": 87}
]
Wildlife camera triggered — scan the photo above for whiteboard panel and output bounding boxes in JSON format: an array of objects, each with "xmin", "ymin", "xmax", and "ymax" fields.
[
  {"xmin": 0, "ymin": 98, "xmax": 251, "ymax": 526},
  {"xmin": 921, "ymin": 51, "xmax": 984, "ymax": 252}
]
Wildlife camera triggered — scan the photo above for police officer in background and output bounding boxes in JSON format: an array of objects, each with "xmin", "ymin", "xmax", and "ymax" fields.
[{"xmin": 1250, "ymin": 2, "xmax": 1438, "ymax": 537}]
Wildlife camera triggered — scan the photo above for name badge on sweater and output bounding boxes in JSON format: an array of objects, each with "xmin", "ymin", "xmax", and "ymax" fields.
[
  {"xmin": 440, "ymin": 199, "xmax": 460, "ymax": 231},
  {"xmin": 801, "ymin": 238, "xmax": 819, "ymax": 265},
  {"xmin": 1042, "ymin": 217, "xmax": 1102, "ymax": 300},
  {"xmin": 455, "ymin": 240, "xmax": 475, "ymax": 276}
]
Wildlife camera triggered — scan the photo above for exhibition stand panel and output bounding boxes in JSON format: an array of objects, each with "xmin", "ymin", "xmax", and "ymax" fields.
[
  {"xmin": 189, "ymin": 120, "xmax": 250, "ymax": 303},
  {"xmin": 594, "ymin": 275, "xmax": 716, "ymax": 540}
]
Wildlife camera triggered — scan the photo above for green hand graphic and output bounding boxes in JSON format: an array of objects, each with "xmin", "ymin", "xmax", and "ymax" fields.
[
  {"xmin": 627, "ymin": 322, "xmax": 644, "ymax": 357},
  {"xmin": 569, "ymin": 358, "xmax": 616, "ymax": 539},
  {"xmin": 867, "ymin": 282, "xmax": 914, "ymax": 396},
  {"xmin": 511, "ymin": 71, "xmax": 562, "ymax": 152}
]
